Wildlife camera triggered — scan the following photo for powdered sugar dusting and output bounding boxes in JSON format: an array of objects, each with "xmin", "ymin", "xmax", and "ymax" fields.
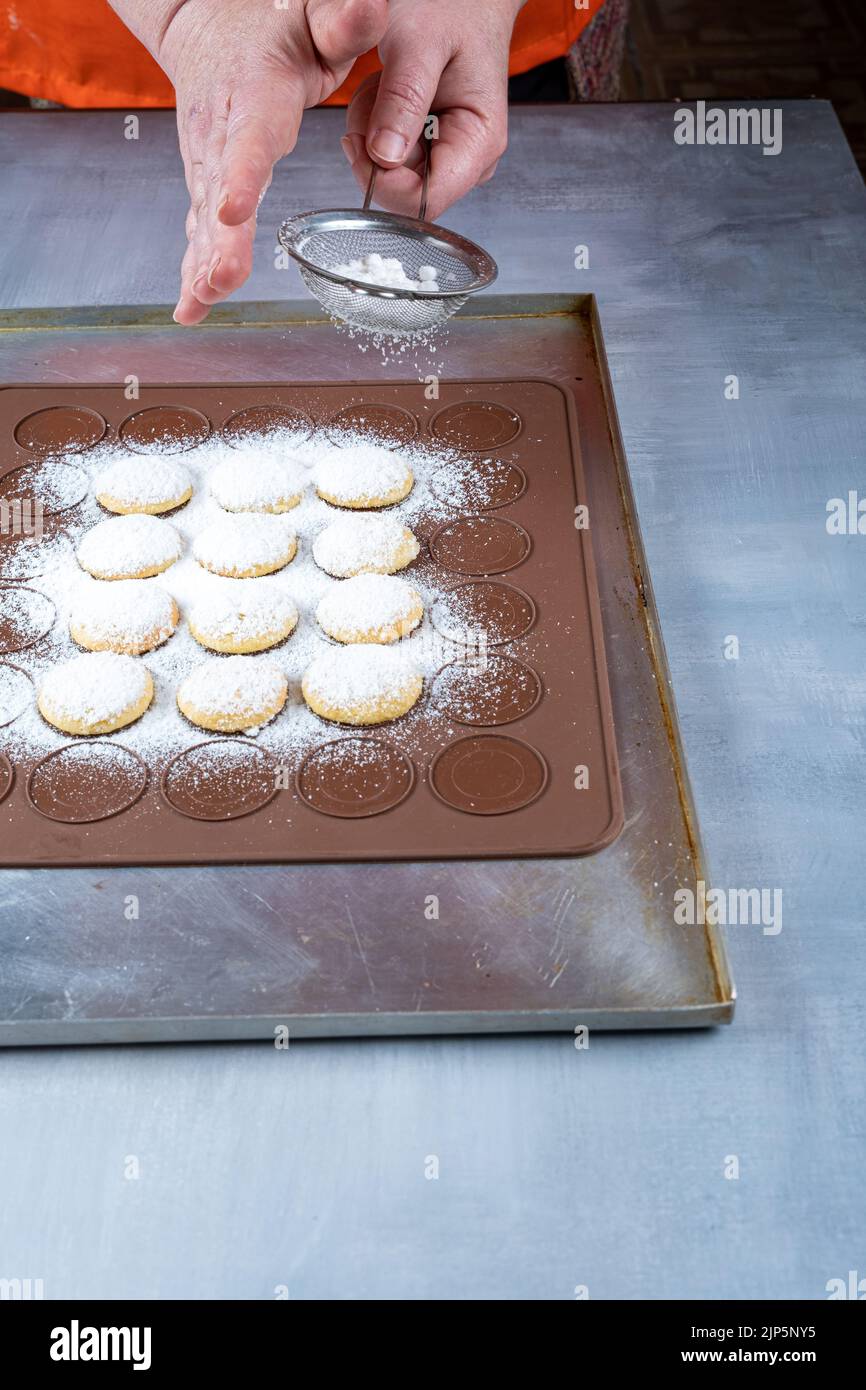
[
  {"xmin": 316, "ymin": 573, "xmax": 421, "ymax": 642},
  {"xmin": 94, "ymin": 455, "xmax": 191, "ymax": 508},
  {"xmin": 189, "ymin": 585, "xmax": 298, "ymax": 645},
  {"xmin": 193, "ymin": 514, "xmax": 296, "ymax": 575},
  {"xmin": 210, "ymin": 455, "xmax": 304, "ymax": 512},
  {"xmin": 70, "ymin": 579, "xmax": 176, "ymax": 650},
  {"xmin": 303, "ymin": 643, "xmax": 421, "ymax": 708},
  {"xmin": 178, "ymin": 655, "xmax": 286, "ymax": 721},
  {"xmin": 312, "ymin": 512, "xmax": 418, "ymax": 577},
  {"xmin": 77, "ymin": 513, "xmax": 181, "ymax": 578},
  {"xmin": 314, "ymin": 442, "xmax": 412, "ymax": 505},
  {"xmin": 2, "ymin": 418, "xmax": 500, "ymax": 773},
  {"xmin": 39, "ymin": 651, "xmax": 150, "ymax": 722}
]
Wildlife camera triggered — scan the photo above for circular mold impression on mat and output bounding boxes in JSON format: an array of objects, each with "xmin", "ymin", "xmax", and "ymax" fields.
[
  {"xmin": 161, "ymin": 739, "xmax": 278, "ymax": 821},
  {"xmin": 428, "ymin": 516, "xmax": 531, "ymax": 575},
  {"xmin": 222, "ymin": 405, "xmax": 312, "ymax": 443},
  {"xmin": 0, "ymin": 522, "xmax": 71, "ymax": 581},
  {"xmin": 430, "ymin": 735, "xmax": 548, "ymax": 815},
  {"xmin": 0, "ymin": 460, "xmax": 88, "ymax": 514},
  {"xmin": 0, "ymin": 752, "xmax": 13, "ymax": 805},
  {"xmin": 0, "ymin": 585, "xmax": 56, "ymax": 654},
  {"xmin": 14, "ymin": 405, "xmax": 107, "ymax": 455},
  {"xmin": 27, "ymin": 741, "xmax": 148, "ymax": 823},
  {"xmin": 432, "ymin": 655, "xmax": 542, "ymax": 727},
  {"xmin": 297, "ymin": 737, "xmax": 414, "ymax": 818},
  {"xmin": 429, "ymin": 401, "xmax": 521, "ymax": 452},
  {"xmin": 431, "ymin": 581, "xmax": 537, "ymax": 647},
  {"xmin": 430, "ymin": 457, "xmax": 526, "ymax": 512},
  {"xmin": 0, "ymin": 661, "xmax": 33, "ymax": 726},
  {"xmin": 119, "ymin": 405, "xmax": 211, "ymax": 453},
  {"xmin": 326, "ymin": 404, "xmax": 419, "ymax": 448}
]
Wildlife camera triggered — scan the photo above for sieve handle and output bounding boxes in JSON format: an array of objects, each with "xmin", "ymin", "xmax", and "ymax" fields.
[{"xmin": 362, "ymin": 131, "xmax": 433, "ymax": 222}]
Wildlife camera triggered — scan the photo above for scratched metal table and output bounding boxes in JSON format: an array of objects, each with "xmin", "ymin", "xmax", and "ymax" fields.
[{"xmin": 0, "ymin": 104, "xmax": 863, "ymax": 1299}]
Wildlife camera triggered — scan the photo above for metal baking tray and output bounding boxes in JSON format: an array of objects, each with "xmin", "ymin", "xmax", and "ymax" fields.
[{"xmin": 0, "ymin": 294, "xmax": 734, "ymax": 1042}]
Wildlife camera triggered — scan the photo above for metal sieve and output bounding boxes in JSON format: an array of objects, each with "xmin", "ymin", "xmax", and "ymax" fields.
[{"xmin": 277, "ymin": 137, "xmax": 497, "ymax": 337}]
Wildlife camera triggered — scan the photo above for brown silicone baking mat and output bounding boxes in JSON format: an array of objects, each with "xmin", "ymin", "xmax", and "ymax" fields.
[{"xmin": 0, "ymin": 377, "xmax": 622, "ymax": 867}]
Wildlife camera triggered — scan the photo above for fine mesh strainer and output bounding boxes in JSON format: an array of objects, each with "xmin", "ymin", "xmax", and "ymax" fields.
[{"xmin": 277, "ymin": 138, "xmax": 497, "ymax": 337}]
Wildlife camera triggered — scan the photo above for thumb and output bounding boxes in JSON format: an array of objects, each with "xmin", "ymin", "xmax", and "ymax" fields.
[
  {"xmin": 307, "ymin": 0, "xmax": 388, "ymax": 68},
  {"xmin": 364, "ymin": 32, "xmax": 445, "ymax": 168}
]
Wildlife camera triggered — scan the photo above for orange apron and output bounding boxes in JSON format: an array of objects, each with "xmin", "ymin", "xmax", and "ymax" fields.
[{"xmin": 0, "ymin": 1, "xmax": 606, "ymax": 109}]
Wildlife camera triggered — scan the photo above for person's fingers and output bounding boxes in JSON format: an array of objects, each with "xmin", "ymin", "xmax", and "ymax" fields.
[
  {"xmin": 418, "ymin": 106, "xmax": 507, "ymax": 220},
  {"xmin": 363, "ymin": 35, "xmax": 447, "ymax": 168},
  {"xmin": 187, "ymin": 216, "xmax": 257, "ymax": 308},
  {"xmin": 174, "ymin": 95, "xmax": 216, "ymax": 322},
  {"xmin": 216, "ymin": 76, "xmax": 306, "ymax": 227},
  {"xmin": 307, "ymin": 0, "xmax": 388, "ymax": 69}
]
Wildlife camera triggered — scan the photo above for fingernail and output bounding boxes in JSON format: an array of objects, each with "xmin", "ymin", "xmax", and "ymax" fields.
[
  {"xmin": 172, "ymin": 305, "xmax": 182, "ymax": 324},
  {"xmin": 340, "ymin": 135, "xmax": 359, "ymax": 165},
  {"xmin": 369, "ymin": 128, "xmax": 407, "ymax": 164},
  {"xmin": 206, "ymin": 255, "xmax": 222, "ymax": 289},
  {"xmin": 217, "ymin": 189, "xmax": 229, "ymax": 215}
]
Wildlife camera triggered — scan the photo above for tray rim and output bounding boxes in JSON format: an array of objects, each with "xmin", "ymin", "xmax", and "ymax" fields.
[{"xmin": 0, "ymin": 294, "xmax": 736, "ymax": 1035}]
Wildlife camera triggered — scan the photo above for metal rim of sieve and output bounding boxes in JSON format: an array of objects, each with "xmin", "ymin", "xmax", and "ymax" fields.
[{"xmin": 276, "ymin": 208, "xmax": 498, "ymax": 302}]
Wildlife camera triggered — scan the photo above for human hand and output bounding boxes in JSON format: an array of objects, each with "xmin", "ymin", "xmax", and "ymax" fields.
[
  {"xmin": 341, "ymin": 0, "xmax": 523, "ymax": 221},
  {"xmin": 110, "ymin": 0, "xmax": 388, "ymax": 323}
]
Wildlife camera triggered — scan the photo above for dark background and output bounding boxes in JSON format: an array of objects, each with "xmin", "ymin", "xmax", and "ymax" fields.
[{"xmin": 515, "ymin": 0, "xmax": 866, "ymax": 173}]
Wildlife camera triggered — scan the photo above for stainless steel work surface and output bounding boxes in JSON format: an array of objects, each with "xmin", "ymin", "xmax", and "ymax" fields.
[
  {"xmin": 0, "ymin": 104, "xmax": 863, "ymax": 1298},
  {"xmin": 0, "ymin": 297, "xmax": 731, "ymax": 1040}
]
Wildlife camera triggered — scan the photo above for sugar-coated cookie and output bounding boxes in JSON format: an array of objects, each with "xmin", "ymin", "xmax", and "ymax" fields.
[
  {"xmin": 70, "ymin": 580, "xmax": 178, "ymax": 655},
  {"xmin": 94, "ymin": 456, "xmax": 192, "ymax": 514},
  {"xmin": 316, "ymin": 573, "xmax": 423, "ymax": 644},
  {"xmin": 177, "ymin": 655, "xmax": 288, "ymax": 732},
  {"xmin": 209, "ymin": 456, "xmax": 304, "ymax": 513},
  {"xmin": 315, "ymin": 443, "xmax": 413, "ymax": 509},
  {"xmin": 188, "ymin": 585, "xmax": 298, "ymax": 654},
  {"xmin": 76, "ymin": 513, "xmax": 181, "ymax": 580},
  {"xmin": 193, "ymin": 514, "xmax": 297, "ymax": 578},
  {"xmin": 312, "ymin": 513, "xmax": 419, "ymax": 578},
  {"xmin": 302, "ymin": 643, "xmax": 423, "ymax": 725},
  {"xmin": 38, "ymin": 651, "xmax": 154, "ymax": 735}
]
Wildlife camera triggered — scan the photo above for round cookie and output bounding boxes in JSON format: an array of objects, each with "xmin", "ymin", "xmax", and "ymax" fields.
[
  {"xmin": 316, "ymin": 574, "xmax": 423, "ymax": 645},
  {"xmin": 193, "ymin": 514, "xmax": 297, "ymax": 578},
  {"xmin": 189, "ymin": 586, "xmax": 298, "ymax": 654},
  {"xmin": 312, "ymin": 513, "xmax": 419, "ymax": 578},
  {"xmin": 177, "ymin": 655, "xmax": 288, "ymax": 732},
  {"xmin": 38, "ymin": 651, "xmax": 154, "ymax": 735},
  {"xmin": 315, "ymin": 443, "xmax": 413, "ymax": 509},
  {"xmin": 70, "ymin": 580, "xmax": 178, "ymax": 655},
  {"xmin": 95, "ymin": 456, "xmax": 192, "ymax": 514},
  {"xmin": 302, "ymin": 644, "xmax": 423, "ymax": 725},
  {"xmin": 209, "ymin": 456, "xmax": 304, "ymax": 513},
  {"xmin": 77, "ymin": 513, "xmax": 181, "ymax": 580}
]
